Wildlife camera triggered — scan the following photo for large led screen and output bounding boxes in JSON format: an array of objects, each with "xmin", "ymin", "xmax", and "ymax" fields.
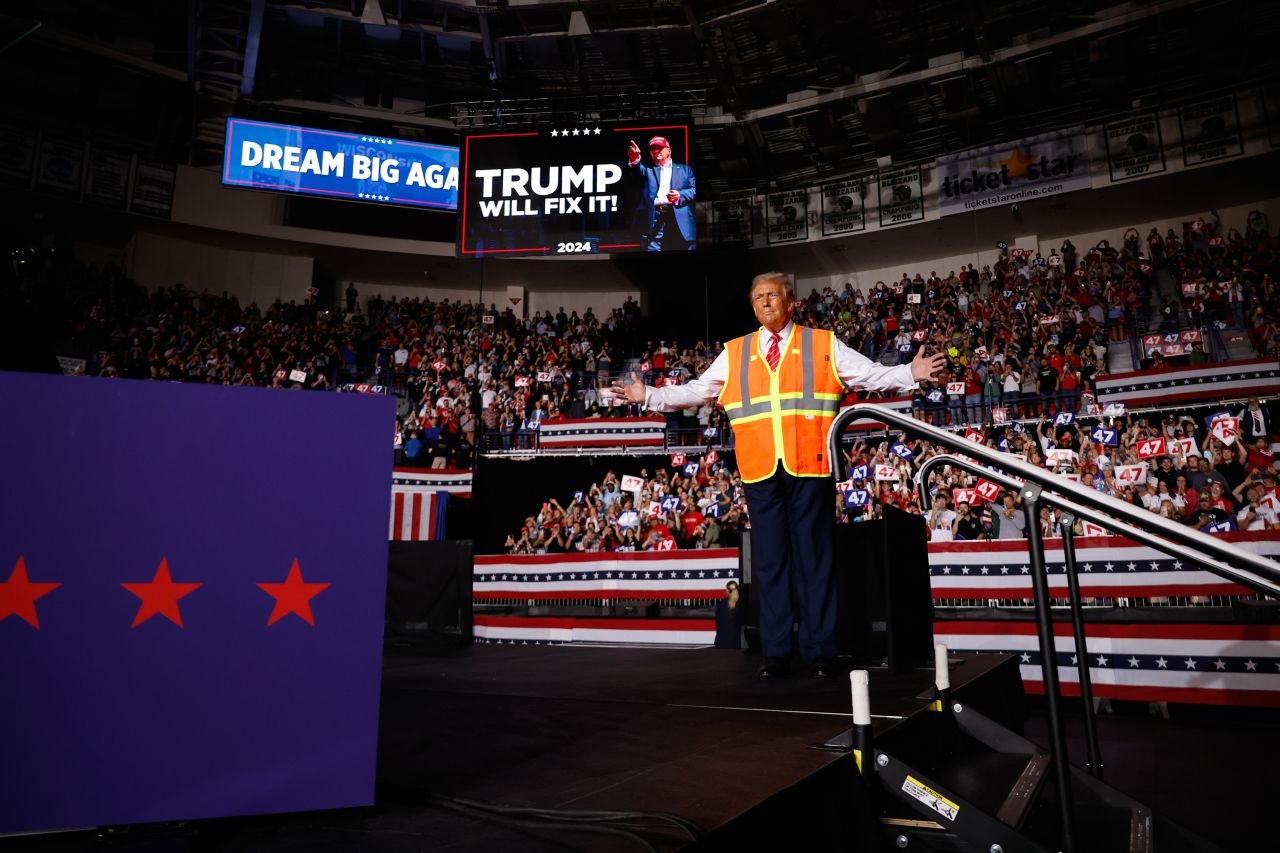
[
  {"xmin": 222, "ymin": 118, "xmax": 458, "ymax": 210},
  {"xmin": 458, "ymin": 122, "xmax": 695, "ymax": 256}
]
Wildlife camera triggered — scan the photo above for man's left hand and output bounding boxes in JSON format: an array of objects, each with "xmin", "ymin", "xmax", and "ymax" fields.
[
  {"xmin": 666, "ymin": 191, "xmax": 680, "ymax": 205},
  {"xmin": 910, "ymin": 347, "xmax": 948, "ymax": 383}
]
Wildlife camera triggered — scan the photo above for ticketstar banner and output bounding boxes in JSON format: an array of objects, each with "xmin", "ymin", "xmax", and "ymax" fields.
[
  {"xmin": 877, "ymin": 166, "xmax": 924, "ymax": 227},
  {"xmin": 936, "ymin": 127, "xmax": 1090, "ymax": 216},
  {"xmin": 1104, "ymin": 112, "xmax": 1167, "ymax": 183},
  {"xmin": 821, "ymin": 178, "xmax": 866, "ymax": 235},
  {"xmin": 766, "ymin": 189, "xmax": 808, "ymax": 243},
  {"xmin": 1178, "ymin": 95, "xmax": 1244, "ymax": 167}
]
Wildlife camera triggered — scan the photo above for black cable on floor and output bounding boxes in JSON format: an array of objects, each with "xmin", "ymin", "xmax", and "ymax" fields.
[
  {"xmin": 424, "ymin": 796, "xmax": 662, "ymax": 852},
  {"xmin": 439, "ymin": 795, "xmax": 705, "ymax": 840}
]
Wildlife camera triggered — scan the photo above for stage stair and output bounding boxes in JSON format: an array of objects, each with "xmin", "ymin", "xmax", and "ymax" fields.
[{"xmin": 866, "ymin": 697, "xmax": 1216, "ymax": 852}]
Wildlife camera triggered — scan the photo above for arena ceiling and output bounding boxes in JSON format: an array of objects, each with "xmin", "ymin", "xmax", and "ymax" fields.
[{"xmin": 5, "ymin": 0, "xmax": 1280, "ymax": 195}]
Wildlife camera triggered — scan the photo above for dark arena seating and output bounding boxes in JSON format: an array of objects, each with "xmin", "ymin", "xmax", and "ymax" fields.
[{"xmin": 3, "ymin": 2, "xmax": 1279, "ymax": 851}]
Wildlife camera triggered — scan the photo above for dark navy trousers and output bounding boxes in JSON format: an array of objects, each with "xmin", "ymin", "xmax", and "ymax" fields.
[{"xmin": 743, "ymin": 469, "xmax": 837, "ymax": 661}]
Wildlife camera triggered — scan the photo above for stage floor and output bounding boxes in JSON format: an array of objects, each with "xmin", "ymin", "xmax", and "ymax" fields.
[
  {"xmin": 6, "ymin": 646, "xmax": 1016, "ymax": 852},
  {"xmin": 376, "ymin": 645, "xmax": 1014, "ymax": 851}
]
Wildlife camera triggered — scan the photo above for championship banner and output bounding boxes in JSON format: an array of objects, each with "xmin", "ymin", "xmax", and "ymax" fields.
[
  {"xmin": 472, "ymin": 548, "xmax": 741, "ymax": 603},
  {"xmin": 877, "ymin": 166, "xmax": 924, "ymax": 227},
  {"xmin": 84, "ymin": 145, "xmax": 132, "ymax": 209},
  {"xmin": 1094, "ymin": 358, "xmax": 1279, "ymax": 407},
  {"xmin": 1178, "ymin": 95, "xmax": 1244, "ymax": 167},
  {"xmin": 934, "ymin": 620, "xmax": 1280, "ymax": 707},
  {"xmin": 459, "ymin": 121, "xmax": 694, "ymax": 257},
  {"xmin": 1103, "ymin": 112, "xmax": 1166, "ymax": 183},
  {"xmin": 1141, "ymin": 329, "xmax": 1201, "ymax": 356},
  {"xmin": 0, "ymin": 372, "xmax": 393, "ymax": 833},
  {"xmin": 712, "ymin": 196, "xmax": 753, "ymax": 246},
  {"xmin": 1263, "ymin": 85, "xmax": 1280, "ymax": 149},
  {"xmin": 130, "ymin": 160, "xmax": 176, "ymax": 219},
  {"xmin": 936, "ymin": 127, "xmax": 1089, "ymax": 216},
  {"xmin": 0, "ymin": 122, "xmax": 37, "ymax": 187},
  {"xmin": 927, "ymin": 531, "xmax": 1280, "ymax": 601},
  {"xmin": 35, "ymin": 134, "xmax": 85, "ymax": 197},
  {"xmin": 820, "ymin": 178, "xmax": 866, "ymax": 236},
  {"xmin": 766, "ymin": 189, "xmax": 809, "ymax": 244},
  {"xmin": 536, "ymin": 416, "xmax": 667, "ymax": 449},
  {"xmin": 222, "ymin": 118, "xmax": 458, "ymax": 210},
  {"xmin": 389, "ymin": 490, "xmax": 449, "ymax": 542}
]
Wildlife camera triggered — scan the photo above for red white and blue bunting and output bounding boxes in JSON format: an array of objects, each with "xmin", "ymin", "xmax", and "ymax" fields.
[{"xmin": 1093, "ymin": 358, "xmax": 1278, "ymax": 408}]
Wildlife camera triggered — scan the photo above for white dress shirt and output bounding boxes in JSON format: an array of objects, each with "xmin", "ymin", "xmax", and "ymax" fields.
[
  {"xmin": 644, "ymin": 321, "xmax": 917, "ymax": 411},
  {"xmin": 654, "ymin": 163, "xmax": 672, "ymax": 206}
]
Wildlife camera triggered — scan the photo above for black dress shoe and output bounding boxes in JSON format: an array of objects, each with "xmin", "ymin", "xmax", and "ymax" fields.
[
  {"xmin": 757, "ymin": 657, "xmax": 791, "ymax": 677},
  {"xmin": 810, "ymin": 657, "xmax": 839, "ymax": 678}
]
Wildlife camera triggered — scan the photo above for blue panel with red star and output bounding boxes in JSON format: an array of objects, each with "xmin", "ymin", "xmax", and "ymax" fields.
[{"xmin": 0, "ymin": 372, "xmax": 394, "ymax": 832}]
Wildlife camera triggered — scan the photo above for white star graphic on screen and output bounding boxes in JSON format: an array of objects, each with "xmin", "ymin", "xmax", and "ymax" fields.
[
  {"xmin": 1214, "ymin": 659, "xmax": 1227, "ymax": 670},
  {"xmin": 1082, "ymin": 563, "xmax": 1093, "ymax": 572},
  {"xmin": 999, "ymin": 566, "xmax": 1009, "ymax": 575},
  {"xmin": 980, "ymin": 567, "xmax": 989, "ymax": 575},
  {"xmin": 1020, "ymin": 652, "xmax": 1032, "ymax": 663},
  {"xmin": 1096, "ymin": 655, "xmax": 1109, "ymax": 667},
  {"xmin": 1184, "ymin": 658, "xmax": 1197, "ymax": 670},
  {"xmin": 698, "ymin": 571, "xmax": 706, "ymax": 578},
  {"xmin": 1173, "ymin": 561, "xmax": 1183, "ymax": 570},
  {"xmin": 550, "ymin": 129, "xmax": 559, "ymax": 137},
  {"xmin": 571, "ymin": 128, "xmax": 581, "ymax": 136},
  {"xmin": 1245, "ymin": 659, "xmax": 1258, "ymax": 671},
  {"xmin": 961, "ymin": 567, "xmax": 971, "ymax": 575},
  {"xmin": 1126, "ymin": 562, "xmax": 1137, "ymax": 571},
  {"xmin": 1070, "ymin": 655, "xmax": 1078, "ymax": 665},
  {"xmin": 942, "ymin": 567, "xmax": 952, "ymax": 574},
  {"xmin": 1149, "ymin": 561, "xmax": 1160, "ymax": 571},
  {"xmin": 593, "ymin": 127, "xmax": 602, "ymax": 135},
  {"xmin": 1105, "ymin": 563, "xmax": 1115, "ymax": 571},
  {"xmin": 1128, "ymin": 656, "xmax": 1140, "ymax": 667},
  {"xmin": 605, "ymin": 571, "xmax": 613, "ymax": 578},
  {"xmin": 712, "ymin": 570, "xmax": 721, "ymax": 577},
  {"xmin": 1021, "ymin": 567, "xmax": 1030, "ymax": 574},
  {"xmin": 683, "ymin": 571, "xmax": 691, "ymax": 578},
  {"xmin": 1156, "ymin": 657, "xmax": 1168, "ymax": 669}
]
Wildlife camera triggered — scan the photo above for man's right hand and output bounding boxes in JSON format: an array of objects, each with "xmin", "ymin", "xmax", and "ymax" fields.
[
  {"xmin": 611, "ymin": 371, "xmax": 648, "ymax": 405},
  {"xmin": 627, "ymin": 140, "xmax": 641, "ymax": 163}
]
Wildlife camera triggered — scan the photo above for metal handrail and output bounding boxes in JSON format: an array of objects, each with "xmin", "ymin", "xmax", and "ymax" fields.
[
  {"xmin": 828, "ymin": 404, "xmax": 1280, "ymax": 595},
  {"xmin": 915, "ymin": 453, "xmax": 1280, "ymax": 599}
]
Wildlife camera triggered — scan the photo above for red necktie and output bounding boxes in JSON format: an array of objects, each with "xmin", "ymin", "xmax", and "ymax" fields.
[{"xmin": 766, "ymin": 333, "xmax": 781, "ymax": 370}]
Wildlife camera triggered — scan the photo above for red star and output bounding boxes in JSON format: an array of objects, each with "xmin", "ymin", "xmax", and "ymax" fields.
[
  {"xmin": 1, "ymin": 556, "xmax": 61, "ymax": 629},
  {"xmin": 258, "ymin": 559, "xmax": 331, "ymax": 627},
  {"xmin": 121, "ymin": 557, "xmax": 202, "ymax": 628}
]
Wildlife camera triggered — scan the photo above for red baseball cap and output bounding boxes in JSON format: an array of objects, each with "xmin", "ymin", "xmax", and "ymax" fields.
[{"xmin": 648, "ymin": 136, "xmax": 671, "ymax": 149}]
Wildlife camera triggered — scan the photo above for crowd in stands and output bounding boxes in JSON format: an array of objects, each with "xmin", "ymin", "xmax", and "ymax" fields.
[
  {"xmin": 504, "ymin": 397, "xmax": 1277, "ymax": 552},
  {"xmin": 503, "ymin": 455, "xmax": 750, "ymax": 554},
  {"xmin": 4, "ymin": 213, "xmax": 1275, "ymax": 556}
]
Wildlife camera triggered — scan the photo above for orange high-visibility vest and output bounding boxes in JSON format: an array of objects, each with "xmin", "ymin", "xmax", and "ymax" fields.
[{"xmin": 718, "ymin": 326, "xmax": 845, "ymax": 483}]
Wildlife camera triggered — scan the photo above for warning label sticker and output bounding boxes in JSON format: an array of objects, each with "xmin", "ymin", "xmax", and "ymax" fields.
[{"xmin": 902, "ymin": 775, "xmax": 960, "ymax": 821}]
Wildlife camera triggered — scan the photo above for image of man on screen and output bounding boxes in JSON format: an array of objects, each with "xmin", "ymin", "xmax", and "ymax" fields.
[{"xmin": 626, "ymin": 136, "xmax": 696, "ymax": 251}]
